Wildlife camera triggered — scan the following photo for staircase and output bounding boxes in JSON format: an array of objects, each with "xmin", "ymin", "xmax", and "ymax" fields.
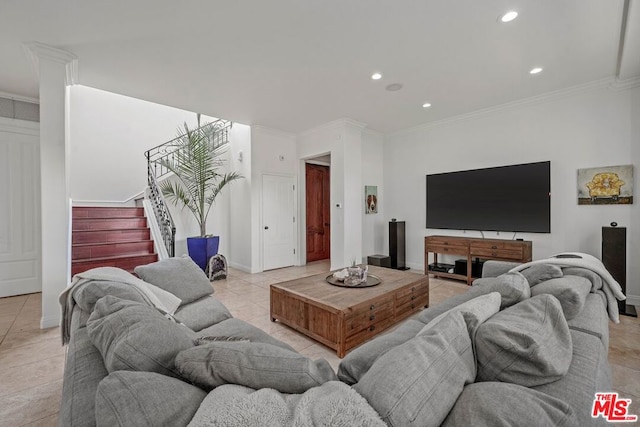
[{"xmin": 71, "ymin": 206, "xmax": 158, "ymax": 275}]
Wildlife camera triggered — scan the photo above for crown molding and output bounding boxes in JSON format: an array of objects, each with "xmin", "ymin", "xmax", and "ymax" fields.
[
  {"xmin": 251, "ymin": 125, "xmax": 296, "ymax": 139},
  {"xmin": 609, "ymin": 75, "xmax": 640, "ymax": 91},
  {"xmin": 0, "ymin": 91, "xmax": 39, "ymax": 104},
  {"xmin": 23, "ymin": 42, "xmax": 78, "ymax": 86},
  {"xmin": 391, "ymin": 77, "xmax": 618, "ymax": 138}
]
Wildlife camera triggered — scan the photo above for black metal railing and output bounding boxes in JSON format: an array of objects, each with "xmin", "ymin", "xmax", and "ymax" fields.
[
  {"xmin": 144, "ymin": 119, "xmax": 232, "ymax": 257},
  {"xmin": 145, "ymin": 119, "xmax": 232, "ymax": 180}
]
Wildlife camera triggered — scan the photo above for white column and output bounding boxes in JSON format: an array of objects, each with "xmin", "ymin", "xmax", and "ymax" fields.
[{"xmin": 25, "ymin": 43, "xmax": 77, "ymax": 329}]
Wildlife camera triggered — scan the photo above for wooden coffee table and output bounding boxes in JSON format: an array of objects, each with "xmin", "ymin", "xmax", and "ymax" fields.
[{"xmin": 270, "ymin": 266, "xmax": 429, "ymax": 357}]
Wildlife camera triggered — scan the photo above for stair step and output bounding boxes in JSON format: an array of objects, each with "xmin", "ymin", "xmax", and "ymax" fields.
[
  {"xmin": 73, "ymin": 206, "xmax": 145, "ymax": 219},
  {"xmin": 72, "ymin": 217, "xmax": 148, "ymax": 231},
  {"xmin": 72, "ymin": 228, "xmax": 151, "ymax": 245},
  {"xmin": 71, "ymin": 254, "xmax": 158, "ymax": 276},
  {"xmin": 72, "ymin": 240, "xmax": 155, "ymax": 260}
]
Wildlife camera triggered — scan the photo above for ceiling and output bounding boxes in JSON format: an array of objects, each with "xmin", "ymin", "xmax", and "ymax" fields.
[{"xmin": 1, "ymin": 0, "xmax": 638, "ymax": 134}]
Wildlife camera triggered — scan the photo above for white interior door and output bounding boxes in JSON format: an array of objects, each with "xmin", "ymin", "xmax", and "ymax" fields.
[
  {"xmin": 0, "ymin": 123, "xmax": 41, "ymax": 297},
  {"xmin": 262, "ymin": 174, "xmax": 295, "ymax": 271}
]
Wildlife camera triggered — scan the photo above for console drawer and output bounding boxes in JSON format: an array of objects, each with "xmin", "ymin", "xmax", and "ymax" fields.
[
  {"xmin": 427, "ymin": 243, "xmax": 468, "ymax": 255},
  {"xmin": 470, "ymin": 247, "xmax": 523, "ymax": 260}
]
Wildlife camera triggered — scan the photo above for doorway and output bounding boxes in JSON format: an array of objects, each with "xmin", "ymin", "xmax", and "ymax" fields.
[{"xmin": 305, "ymin": 163, "xmax": 330, "ymax": 262}]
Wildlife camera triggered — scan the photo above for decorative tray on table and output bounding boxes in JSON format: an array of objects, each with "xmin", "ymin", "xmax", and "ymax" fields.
[{"xmin": 325, "ymin": 273, "xmax": 382, "ymax": 288}]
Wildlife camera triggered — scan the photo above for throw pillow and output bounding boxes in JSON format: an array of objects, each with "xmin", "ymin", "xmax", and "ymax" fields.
[
  {"xmin": 475, "ymin": 294, "xmax": 572, "ymax": 387},
  {"xmin": 173, "ymin": 296, "xmax": 233, "ymax": 332},
  {"xmin": 87, "ymin": 296, "xmax": 195, "ymax": 378},
  {"xmin": 175, "ymin": 341, "xmax": 337, "ymax": 393},
  {"xmin": 354, "ymin": 310, "xmax": 475, "ymax": 427},
  {"xmin": 427, "ymin": 292, "xmax": 501, "ymax": 340},
  {"xmin": 530, "ymin": 276, "xmax": 592, "ymax": 320},
  {"xmin": 519, "ymin": 264, "xmax": 564, "ymax": 287},
  {"xmin": 442, "ymin": 382, "xmax": 577, "ymax": 427},
  {"xmin": 95, "ymin": 371, "xmax": 206, "ymax": 427},
  {"xmin": 134, "ymin": 256, "xmax": 213, "ymax": 304},
  {"xmin": 72, "ymin": 280, "xmax": 147, "ymax": 313},
  {"xmin": 471, "ymin": 271, "xmax": 530, "ymax": 309}
]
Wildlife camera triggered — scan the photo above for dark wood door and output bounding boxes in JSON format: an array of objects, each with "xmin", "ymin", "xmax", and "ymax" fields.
[{"xmin": 306, "ymin": 164, "xmax": 330, "ymax": 262}]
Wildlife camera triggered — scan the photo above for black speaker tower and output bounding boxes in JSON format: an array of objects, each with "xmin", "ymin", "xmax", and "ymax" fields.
[
  {"xmin": 389, "ymin": 220, "xmax": 409, "ymax": 270},
  {"xmin": 602, "ymin": 226, "xmax": 637, "ymax": 317}
]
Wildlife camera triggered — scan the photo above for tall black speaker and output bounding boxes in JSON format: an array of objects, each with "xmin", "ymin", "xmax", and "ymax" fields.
[
  {"xmin": 389, "ymin": 220, "xmax": 408, "ymax": 270},
  {"xmin": 602, "ymin": 226, "xmax": 637, "ymax": 317}
]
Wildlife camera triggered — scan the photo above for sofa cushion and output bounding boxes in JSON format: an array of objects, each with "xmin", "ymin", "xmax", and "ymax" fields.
[
  {"xmin": 175, "ymin": 341, "xmax": 336, "ymax": 393},
  {"xmin": 530, "ymin": 276, "xmax": 592, "ymax": 320},
  {"xmin": 86, "ymin": 296, "xmax": 195, "ymax": 378},
  {"xmin": 196, "ymin": 318, "xmax": 296, "ymax": 352},
  {"xmin": 567, "ymin": 293, "xmax": 609, "ymax": 348},
  {"xmin": 59, "ymin": 307, "xmax": 109, "ymax": 427},
  {"xmin": 337, "ymin": 319, "xmax": 426, "ymax": 385},
  {"xmin": 429, "ymin": 292, "xmax": 501, "ymax": 339},
  {"xmin": 442, "ymin": 382, "xmax": 577, "ymax": 427},
  {"xmin": 72, "ymin": 280, "xmax": 148, "ymax": 313},
  {"xmin": 533, "ymin": 329, "xmax": 611, "ymax": 427},
  {"xmin": 95, "ymin": 371, "xmax": 206, "ymax": 427},
  {"xmin": 354, "ymin": 310, "xmax": 475, "ymax": 427},
  {"xmin": 476, "ymin": 294, "xmax": 572, "ymax": 387},
  {"xmin": 520, "ymin": 264, "xmax": 564, "ymax": 287},
  {"xmin": 471, "ymin": 272, "xmax": 530, "ymax": 309},
  {"xmin": 173, "ymin": 295, "xmax": 233, "ymax": 332},
  {"xmin": 134, "ymin": 256, "xmax": 213, "ymax": 304}
]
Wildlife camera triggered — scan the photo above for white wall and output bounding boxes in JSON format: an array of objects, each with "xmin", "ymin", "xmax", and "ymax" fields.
[
  {"xmin": 228, "ymin": 124, "xmax": 253, "ymax": 271},
  {"xmin": 384, "ymin": 82, "xmax": 640, "ymax": 301},
  {"xmin": 69, "ymin": 85, "xmax": 213, "ymax": 203},
  {"xmin": 361, "ymin": 130, "xmax": 385, "ymax": 259}
]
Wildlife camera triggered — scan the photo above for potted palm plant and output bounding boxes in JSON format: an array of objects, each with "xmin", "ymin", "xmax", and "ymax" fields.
[{"xmin": 159, "ymin": 117, "xmax": 243, "ymax": 270}]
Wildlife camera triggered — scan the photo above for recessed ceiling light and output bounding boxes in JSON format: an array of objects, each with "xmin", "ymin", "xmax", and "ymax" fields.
[
  {"xmin": 529, "ymin": 67, "xmax": 543, "ymax": 74},
  {"xmin": 371, "ymin": 72, "xmax": 382, "ymax": 80},
  {"xmin": 500, "ymin": 11, "xmax": 518, "ymax": 23},
  {"xmin": 422, "ymin": 103, "xmax": 432, "ymax": 108}
]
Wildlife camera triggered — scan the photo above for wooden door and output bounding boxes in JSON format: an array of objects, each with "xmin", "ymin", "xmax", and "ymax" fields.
[
  {"xmin": 262, "ymin": 174, "xmax": 296, "ymax": 270},
  {"xmin": 306, "ymin": 164, "xmax": 330, "ymax": 262}
]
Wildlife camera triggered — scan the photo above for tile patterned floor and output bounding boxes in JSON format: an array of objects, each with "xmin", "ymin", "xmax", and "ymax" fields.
[{"xmin": 0, "ymin": 261, "xmax": 638, "ymax": 426}]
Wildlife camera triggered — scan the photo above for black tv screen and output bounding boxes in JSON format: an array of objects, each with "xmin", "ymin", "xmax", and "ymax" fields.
[{"xmin": 426, "ymin": 161, "xmax": 551, "ymax": 233}]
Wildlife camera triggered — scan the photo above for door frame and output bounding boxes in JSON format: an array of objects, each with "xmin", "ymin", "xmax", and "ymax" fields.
[{"xmin": 260, "ymin": 172, "xmax": 297, "ymax": 272}]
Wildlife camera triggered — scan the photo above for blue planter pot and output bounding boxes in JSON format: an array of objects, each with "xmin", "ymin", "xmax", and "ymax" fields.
[{"xmin": 187, "ymin": 236, "xmax": 220, "ymax": 271}]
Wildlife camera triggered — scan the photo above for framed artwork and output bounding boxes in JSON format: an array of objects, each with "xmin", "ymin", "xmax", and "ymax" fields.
[
  {"xmin": 365, "ymin": 185, "xmax": 378, "ymax": 214},
  {"xmin": 577, "ymin": 164, "xmax": 633, "ymax": 205}
]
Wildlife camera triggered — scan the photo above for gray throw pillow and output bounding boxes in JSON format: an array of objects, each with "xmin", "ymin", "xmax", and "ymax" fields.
[
  {"xmin": 134, "ymin": 256, "xmax": 213, "ymax": 304},
  {"xmin": 442, "ymin": 382, "xmax": 577, "ymax": 427},
  {"xmin": 530, "ymin": 276, "xmax": 592, "ymax": 320},
  {"xmin": 476, "ymin": 294, "xmax": 572, "ymax": 387},
  {"xmin": 72, "ymin": 280, "xmax": 147, "ymax": 313},
  {"xmin": 173, "ymin": 296, "xmax": 233, "ymax": 332},
  {"xmin": 87, "ymin": 296, "xmax": 195, "ymax": 378},
  {"xmin": 95, "ymin": 371, "xmax": 206, "ymax": 427},
  {"xmin": 471, "ymin": 271, "xmax": 530, "ymax": 309},
  {"xmin": 520, "ymin": 264, "xmax": 564, "ymax": 287},
  {"xmin": 175, "ymin": 341, "xmax": 337, "ymax": 393},
  {"xmin": 428, "ymin": 292, "xmax": 501, "ymax": 340},
  {"xmin": 354, "ymin": 310, "xmax": 475, "ymax": 427}
]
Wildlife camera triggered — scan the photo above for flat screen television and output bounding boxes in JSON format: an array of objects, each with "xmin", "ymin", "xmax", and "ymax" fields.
[{"xmin": 426, "ymin": 161, "xmax": 551, "ymax": 233}]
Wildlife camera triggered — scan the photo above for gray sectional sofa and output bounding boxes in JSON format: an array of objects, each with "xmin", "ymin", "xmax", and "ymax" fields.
[{"xmin": 59, "ymin": 256, "xmax": 614, "ymax": 426}]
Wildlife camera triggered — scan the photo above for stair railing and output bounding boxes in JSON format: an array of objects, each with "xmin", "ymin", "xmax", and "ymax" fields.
[
  {"xmin": 146, "ymin": 162, "xmax": 176, "ymax": 257},
  {"xmin": 144, "ymin": 119, "xmax": 233, "ymax": 257}
]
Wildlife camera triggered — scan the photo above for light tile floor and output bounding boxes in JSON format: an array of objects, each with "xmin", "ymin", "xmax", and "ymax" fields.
[{"xmin": 0, "ymin": 260, "xmax": 639, "ymax": 426}]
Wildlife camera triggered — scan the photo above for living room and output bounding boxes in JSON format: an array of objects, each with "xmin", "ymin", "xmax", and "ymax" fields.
[{"xmin": 1, "ymin": 1, "xmax": 639, "ymax": 425}]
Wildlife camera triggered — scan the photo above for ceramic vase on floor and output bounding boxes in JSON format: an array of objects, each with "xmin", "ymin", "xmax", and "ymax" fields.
[{"xmin": 187, "ymin": 236, "xmax": 220, "ymax": 270}]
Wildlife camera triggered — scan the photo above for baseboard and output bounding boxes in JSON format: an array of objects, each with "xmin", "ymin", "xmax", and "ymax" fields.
[
  {"xmin": 405, "ymin": 261, "xmax": 424, "ymax": 272},
  {"xmin": 625, "ymin": 294, "xmax": 640, "ymax": 307},
  {"xmin": 40, "ymin": 315, "xmax": 60, "ymax": 329},
  {"xmin": 228, "ymin": 261, "xmax": 253, "ymax": 274}
]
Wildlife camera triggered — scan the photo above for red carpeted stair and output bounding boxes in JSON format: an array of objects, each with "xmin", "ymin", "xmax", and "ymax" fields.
[{"xmin": 72, "ymin": 206, "xmax": 158, "ymax": 276}]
